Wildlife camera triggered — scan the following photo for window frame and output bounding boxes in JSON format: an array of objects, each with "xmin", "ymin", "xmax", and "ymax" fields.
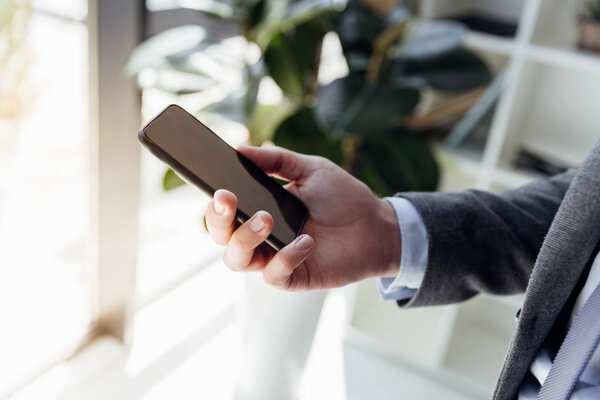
[
  {"xmin": 1, "ymin": 2, "xmax": 143, "ymax": 396},
  {"xmin": 87, "ymin": 0, "xmax": 144, "ymax": 343}
]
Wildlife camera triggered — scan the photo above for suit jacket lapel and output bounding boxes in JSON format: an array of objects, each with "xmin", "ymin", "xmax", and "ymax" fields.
[{"xmin": 494, "ymin": 141, "xmax": 600, "ymax": 400}]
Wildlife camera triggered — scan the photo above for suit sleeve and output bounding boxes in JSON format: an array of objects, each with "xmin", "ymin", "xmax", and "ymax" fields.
[{"xmin": 398, "ymin": 169, "xmax": 576, "ymax": 308}]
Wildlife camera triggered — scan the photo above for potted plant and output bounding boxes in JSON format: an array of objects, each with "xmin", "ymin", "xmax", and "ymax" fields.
[
  {"xmin": 128, "ymin": 0, "xmax": 491, "ymax": 197},
  {"xmin": 579, "ymin": 0, "xmax": 600, "ymax": 52}
]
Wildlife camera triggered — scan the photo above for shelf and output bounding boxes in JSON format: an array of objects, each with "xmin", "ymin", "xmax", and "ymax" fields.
[
  {"xmin": 441, "ymin": 148, "xmax": 553, "ymax": 193},
  {"xmin": 348, "ymin": 280, "xmax": 454, "ymax": 368},
  {"xmin": 441, "ymin": 145, "xmax": 484, "ymax": 168},
  {"xmin": 463, "ymin": 31, "xmax": 516, "ymax": 56},
  {"xmin": 344, "ymin": 331, "xmax": 488, "ymax": 400},
  {"xmin": 443, "ymin": 322, "xmax": 512, "ymax": 390},
  {"xmin": 344, "ymin": 287, "xmax": 521, "ymax": 398},
  {"xmin": 438, "ymin": 149, "xmax": 486, "ymax": 191},
  {"xmin": 440, "ymin": 148, "xmax": 544, "ymax": 192},
  {"xmin": 529, "ymin": 0, "xmax": 578, "ymax": 50},
  {"xmin": 346, "ymin": 1, "xmax": 598, "ymax": 397},
  {"xmin": 440, "ymin": 295, "xmax": 519, "ymax": 389},
  {"xmin": 410, "ymin": 17, "xmax": 516, "ymax": 58},
  {"xmin": 439, "ymin": 152, "xmax": 532, "ymax": 192},
  {"xmin": 526, "ymin": 45, "xmax": 600, "ymax": 75},
  {"xmin": 489, "ymin": 166, "xmax": 542, "ymax": 191},
  {"xmin": 497, "ymin": 59, "xmax": 600, "ymax": 173}
]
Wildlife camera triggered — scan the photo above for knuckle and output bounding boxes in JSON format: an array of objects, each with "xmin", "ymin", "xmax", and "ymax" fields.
[
  {"xmin": 311, "ymin": 155, "xmax": 330, "ymax": 166},
  {"xmin": 207, "ymin": 225, "xmax": 228, "ymax": 245},
  {"xmin": 228, "ymin": 232, "xmax": 246, "ymax": 251},
  {"xmin": 275, "ymin": 251, "xmax": 294, "ymax": 269},
  {"xmin": 207, "ymin": 216, "xmax": 226, "ymax": 232},
  {"xmin": 222, "ymin": 251, "xmax": 243, "ymax": 271},
  {"xmin": 213, "ymin": 235, "xmax": 228, "ymax": 246},
  {"xmin": 216, "ymin": 211, "xmax": 234, "ymax": 226},
  {"xmin": 205, "ymin": 217, "xmax": 217, "ymax": 231},
  {"xmin": 263, "ymin": 270, "xmax": 282, "ymax": 287}
]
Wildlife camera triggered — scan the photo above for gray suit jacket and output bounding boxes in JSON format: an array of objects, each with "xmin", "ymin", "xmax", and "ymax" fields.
[{"xmin": 399, "ymin": 141, "xmax": 600, "ymax": 399}]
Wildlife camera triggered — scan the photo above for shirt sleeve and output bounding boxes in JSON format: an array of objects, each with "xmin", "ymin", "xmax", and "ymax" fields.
[{"xmin": 378, "ymin": 197, "xmax": 429, "ymax": 301}]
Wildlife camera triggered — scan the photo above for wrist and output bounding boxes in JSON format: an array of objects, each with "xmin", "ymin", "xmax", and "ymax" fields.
[{"xmin": 376, "ymin": 198, "xmax": 402, "ymax": 279}]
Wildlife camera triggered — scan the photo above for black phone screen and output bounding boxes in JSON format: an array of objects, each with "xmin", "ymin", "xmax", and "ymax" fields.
[{"xmin": 140, "ymin": 105, "xmax": 308, "ymax": 250}]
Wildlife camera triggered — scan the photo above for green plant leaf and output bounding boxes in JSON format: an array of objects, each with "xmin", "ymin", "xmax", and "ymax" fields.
[
  {"xmin": 244, "ymin": 59, "xmax": 265, "ymax": 117},
  {"xmin": 391, "ymin": 48, "xmax": 491, "ymax": 92},
  {"xmin": 197, "ymin": 65, "xmax": 265, "ymax": 130},
  {"xmin": 249, "ymin": 0, "xmax": 291, "ymax": 49},
  {"xmin": 264, "ymin": 16, "xmax": 330, "ymax": 101},
  {"xmin": 126, "ymin": 25, "xmax": 211, "ymax": 75},
  {"xmin": 136, "ymin": 68, "xmax": 218, "ymax": 94},
  {"xmin": 251, "ymin": 0, "xmax": 337, "ymax": 50},
  {"xmin": 202, "ymin": 214, "xmax": 209, "ymax": 232},
  {"xmin": 162, "ymin": 168, "xmax": 186, "ymax": 191},
  {"xmin": 583, "ymin": 0, "xmax": 600, "ymax": 20},
  {"xmin": 0, "ymin": 0, "xmax": 19, "ymax": 29},
  {"xmin": 273, "ymin": 107, "xmax": 344, "ymax": 165},
  {"xmin": 128, "ymin": 24, "xmax": 251, "ymax": 96},
  {"xmin": 394, "ymin": 21, "xmax": 466, "ymax": 61},
  {"xmin": 264, "ymin": 37, "xmax": 306, "ymax": 102},
  {"xmin": 126, "ymin": 25, "xmax": 234, "ymax": 94},
  {"xmin": 355, "ymin": 128, "xmax": 439, "ymax": 196},
  {"xmin": 333, "ymin": 1, "xmax": 382, "ymax": 73},
  {"xmin": 248, "ymin": 101, "xmax": 297, "ymax": 145},
  {"xmin": 248, "ymin": 0, "xmax": 267, "ymax": 30},
  {"xmin": 314, "ymin": 74, "xmax": 420, "ymax": 138},
  {"xmin": 199, "ymin": 89, "xmax": 248, "ymax": 124},
  {"xmin": 183, "ymin": 0, "xmax": 244, "ymax": 21},
  {"xmin": 283, "ymin": 0, "xmax": 337, "ymax": 28},
  {"xmin": 335, "ymin": 1, "xmax": 382, "ymax": 57},
  {"xmin": 344, "ymin": 51, "xmax": 371, "ymax": 72}
]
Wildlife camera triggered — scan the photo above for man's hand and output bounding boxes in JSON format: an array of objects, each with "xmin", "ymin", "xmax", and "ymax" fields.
[{"xmin": 205, "ymin": 146, "xmax": 401, "ymax": 291}]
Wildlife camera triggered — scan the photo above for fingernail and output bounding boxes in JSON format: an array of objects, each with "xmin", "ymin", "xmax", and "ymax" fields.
[
  {"xmin": 249, "ymin": 213, "xmax": 265, "ymax": 232},
  {"xmin": 295, "ymin": 235, "xmax": 312, "ymax": 251},
  {"xmin": 213, "ymin": 198, "xmax": 224, "ymax": 214}
]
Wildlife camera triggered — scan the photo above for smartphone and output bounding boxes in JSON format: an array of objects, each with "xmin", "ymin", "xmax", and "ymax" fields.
[{"xmin": 138, "ymin": 104, "xmax": 309, "ymax": 250}]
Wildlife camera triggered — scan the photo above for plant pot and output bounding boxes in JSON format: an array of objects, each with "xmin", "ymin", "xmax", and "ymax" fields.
[
  {"xmin": 578, "ymin": 18, "xmax": 600, "ymax": 52},
  {"xmin": 234, "ymin": 273, "xmax": 327, "ymax": 400}
]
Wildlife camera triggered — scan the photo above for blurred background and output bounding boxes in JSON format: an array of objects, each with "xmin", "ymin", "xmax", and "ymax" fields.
[{"xmin": 0, "ymin": 0, "xmax": 599, "ymax": 399}]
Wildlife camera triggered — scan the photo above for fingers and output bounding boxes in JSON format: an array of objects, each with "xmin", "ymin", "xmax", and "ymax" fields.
[
  {"xmin": 222, "ymin": 211, "xmax": 274, "ymax": 271},
  {"xmin": 206, "ymin": 189, "xmax": 237, "ymax": 245},
  {"xmin": 262, "ymin": 234, "xmax": 314, "ymax": 288},
  {"xmin": 207, "ymin": 190, "xmax": 276, "ymax": 272},
  {"xmin": 237, "ymin": 146, "xmax": 318, "ymax": 182}
]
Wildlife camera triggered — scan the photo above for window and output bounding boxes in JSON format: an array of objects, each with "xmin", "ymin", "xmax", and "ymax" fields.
[{"xmin": 0, "ymin": 1, "xmax": 90, "ymax": 395}]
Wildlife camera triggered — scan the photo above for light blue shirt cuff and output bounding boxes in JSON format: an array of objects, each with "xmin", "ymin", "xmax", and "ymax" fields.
[
  {"xmin": 377, "ymin": 197, "xmax": 429, "ymax": 301},
  {"xmin": 378, "ymin": 278, "xmax": 418, "ymax": 300}
]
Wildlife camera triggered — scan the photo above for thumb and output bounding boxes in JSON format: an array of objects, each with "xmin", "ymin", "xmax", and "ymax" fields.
[{"xmin": 237, "ymin": 146, "xmax": 315, "ymax": 182}]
